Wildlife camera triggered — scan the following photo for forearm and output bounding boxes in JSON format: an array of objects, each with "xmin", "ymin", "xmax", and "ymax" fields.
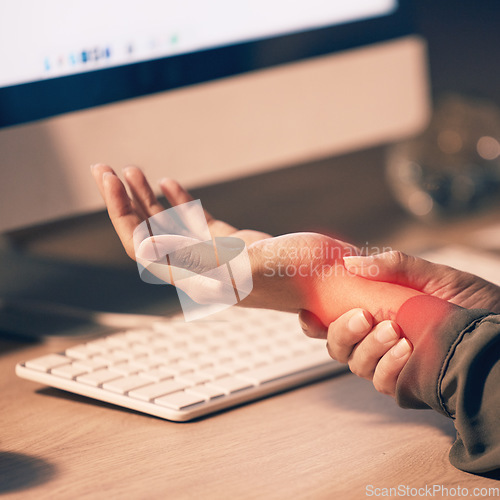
[
  {"xmin": 246, "ymin": 233, "xmax": 422, "ymax": 325},
  {"xmin": 309, "ymin": 274, "xmax": 422, "ymax": 326}
]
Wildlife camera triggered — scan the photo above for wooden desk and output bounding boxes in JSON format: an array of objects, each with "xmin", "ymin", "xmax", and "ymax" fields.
[{"xmin": 1, "ymin": 335, "xmax": 499, "ymax": 499}]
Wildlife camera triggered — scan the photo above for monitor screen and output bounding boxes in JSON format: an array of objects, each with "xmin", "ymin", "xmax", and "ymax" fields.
[
  {"xmin": 0, "ymin": 0, "xmax": 428, "ymax": 233},
  {"xmin": 1, "ymin": 0, "xmax": 403, "ymax": 127}
]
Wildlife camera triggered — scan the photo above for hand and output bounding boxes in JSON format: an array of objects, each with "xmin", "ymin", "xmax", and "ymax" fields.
[
  {"xmin": 343, "ymin": 250, "xmax": 500, "ymax": 312},
  {"xmin": 92, "ymin": 164, "xmax": 421, "ymax": 324},
  {"xmin": 91, "ymin": 164, "xmax": 340, "ymax": 313},
  {"xmin": 91, "ymin": 164, "xmax": 350, "ymax": 314},
  {"xmin": 299, "ymin": 308, "xmax": 412, "ymax": 397},
  {"xmin": 91, "ymin": 163, "xmax": 271, "ymax": 262}
]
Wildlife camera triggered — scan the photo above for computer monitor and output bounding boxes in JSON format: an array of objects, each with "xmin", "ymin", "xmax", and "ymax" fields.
[{"xmin": 0, "ymin": 0, "xmax": 429, "ymax": 233}]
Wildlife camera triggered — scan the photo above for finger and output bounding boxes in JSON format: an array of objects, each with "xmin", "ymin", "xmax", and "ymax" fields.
[
  {"xmin": 298, "ymin": 310, "xmax": 327, "ymax": 339},
  {"xmin": 91, "ymin": 163, "xmax": 117, "ymax": 200},
  {"xmin": 159, "ymin": 177, "xmax": 239, "ymax": 238},
  {"xmin": 343, "ymin": 250, "xmax": 439, "ymax": 291},
  {"xmin": 326, "ymin": 309, "xmax": 373, "ymax": 363},
  {"xmin": 372, "ymin": 338, "xmax": 413, "ymax": 397},
  {"xmin": 347, "ymin": 321, "xmax": 400, "ymax": 379},
  {"xmin": 123, "ymin": 166, "xmax": 165, "ymax": 219},
  {"xmin": 159, "ymin": 177, "xmax": 212, "ymax": 217},
  {"xmin": 102, "ymin": 172, "xmax": 142, "ymax": 260}
]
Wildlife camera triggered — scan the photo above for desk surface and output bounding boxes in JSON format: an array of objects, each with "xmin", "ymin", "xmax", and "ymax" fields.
[{"xmin": 1, "ymin": 335, "xmax": 499, "ymax": 499}]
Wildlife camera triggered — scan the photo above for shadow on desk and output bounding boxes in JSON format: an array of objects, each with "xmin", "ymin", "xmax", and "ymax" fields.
[
  {"xmin": 323, "ymin": 375, "xmax": 457, "ymax": 439},
  {"xmin": 0, "ymin": 451, "xmax": 56, "ymax": 494},
  {"xmin": 36, "ymin": 386, "xmax": 147, "ymax": 419}
]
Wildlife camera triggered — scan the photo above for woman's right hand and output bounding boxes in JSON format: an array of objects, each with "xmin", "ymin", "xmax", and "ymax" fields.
[{"xmin": 343, "ymin": 250, "xmax": 500, "ymax": 313}]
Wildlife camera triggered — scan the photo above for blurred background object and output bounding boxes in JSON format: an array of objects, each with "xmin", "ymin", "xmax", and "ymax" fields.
[
  {"xmin": 414, "ymin": 0, "xmax": 500, "ymax": 103},
  {"xmin": 385, "ymin": 0, "xmax": 500, "ymax": 220},
  {"xmin": 386, "ymin": 94, "xmax": 500, "ymax": 218}
]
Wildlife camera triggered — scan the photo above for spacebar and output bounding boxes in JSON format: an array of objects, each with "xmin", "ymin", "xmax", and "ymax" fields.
[{"xmin": 240, "ymin": 351, "xmax": 332, "ymax": 385}]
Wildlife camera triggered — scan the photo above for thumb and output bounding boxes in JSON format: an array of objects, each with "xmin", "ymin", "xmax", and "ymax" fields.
[
  {"xmin": 136, "ymin": 234, "xmax": 253, "ymax": 304},
  {"xmin": 343, "ymin": 250, "xmax": 441, "ymax": 292},
  {"xmin": 137, "ymin": 235, "xmax": 246, "ymax": 274}
]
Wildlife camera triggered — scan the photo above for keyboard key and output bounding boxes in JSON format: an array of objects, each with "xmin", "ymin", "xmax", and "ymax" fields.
[
  {"xmin": 72, "ymin": 358, "xmax": 109, "ymax": 371},
  {"xmin": 110, "ymin": 363, "xmax": 141, "ymax": 376},
  {"xmin": 129, "ymin": 357, "xmax": 163, "ymax": 370},
  {"xmin": 184, "ymin": 346, "xmax": 208, "ymax": 357},
  {"xmin": 186, "ymin": 384, "xmax": 225, "ymax": 400},
  {"xmin": 215, "ymin": 348, "xmax": 239, "ymax": 359},
  {"xmin": 218, "ymin": 360, "xmax": 252, "ymax": 373},
  {"xmin": 198, "ymin": 366, "xmax": 229, "ymax": 380},
  {"xmin": 85, "ymin": 339, "xmax": 112, "ymax": 353},
  {"xmin": 91, "ymin": 352, "xmax": 131, "ymax": 366},
  {"xmin": 25, "ymin": 354, "xmax": 70, "ymax": 372},
  {"xmin": 109, "ymin": 349, "xmax": 137, "ymax": 361},
  {"xmin": 239, "ymin": 351, "xmax": 331, "ymax": 385},
  {"xmin": 155, "ymin": 391, "xmax": 206, "ymax": 410},
  {"xmin": 175, "ymin": 372, "xmax": 210, "ymax": 385},
  {"xmin": 147, "ymin": 353, "xmax": 182, "ymax": 365},
  {"xmin": 194, "ymin": 355, "xmax": 216, "ymax": 368},
  {"xmin": 103, "ymin": 375, "xmax": 153, "ymax": 395},
  {"xmin": 141, "ymin": 368, "xmax": 174, "ymax": 382},
  {"xmin": 162, "ymin": 348, "xmax": 190, "ymax": 360},
  {"xmin": 208, "ymin": 353, "xmax": 233, "ymax": 364},
  {"xmin": 174, "ymin": 358, "xmax": 207, "ymax": 371},
  {"xmin": 170, "ymin": 339, "xmax": 190, "ymax": 349},
  {"xmin": 65, "ymin": 345, "xmax": 97, "ymax": 360},
  {"xmin": 161, "ymin": 362, "xmax": 194, "ymax": 376},
  {"xmin": 269, "ymin": 346, "xmax": 295, "ymax": 359},
  {"xmin": 51, "ymin": 364, "xmax": 89, "ymax": 379},
  {"xmin": 124, "ymin": 329, "xmax": 156, "ymax": 342},
  {"xmin": 130, "ymin": 343, "xmax": 156, "ymax": 355},
  {"xmin": 207, "ymin": 376, "xmax": 255, "ymax": 394},
  {"xmin": 151, "ymin": 338, "xmax": 173, "ymax": 349},
  {"xmin": 77, "ymin": 369, "xmax": 122, "ymax": 387},
  {"xmin": 245, "ymin": 352, "xmax": 275, "ymax": 366},
  {"xmin": 129, "ymin": 380, "xmax": 189, "ymax": 402}
]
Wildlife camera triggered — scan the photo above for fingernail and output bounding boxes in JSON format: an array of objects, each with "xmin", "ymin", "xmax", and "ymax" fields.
[
  {"xmin": 392, "ymin": 338, "xmax": 411, "ymax": 359},
  {"xmin": 298, "ymin": 317, "xmax": 308, "ymax": 333},
  {"xmin": 347, "ymin": 310, "xmax": 370, "ymax": 333},
  {"xmin": 102, "ymin": 171, "xmax": 115, "ymax": 182},
  {"xmin": 123, "ymin": 165, "xmax": 140, "ymax": 175},
  {"xmin": 298, "ymin": 310, "xmax": 314, "ymax": 333},
  {"xmin": 376, "ymin": 322, "xmax": 399, "ymax": 344}
]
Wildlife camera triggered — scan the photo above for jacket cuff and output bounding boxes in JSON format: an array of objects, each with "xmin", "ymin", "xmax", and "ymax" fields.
[{"xmin": 395, "ymin": 295, "xmax": 486, "ymax": 413}]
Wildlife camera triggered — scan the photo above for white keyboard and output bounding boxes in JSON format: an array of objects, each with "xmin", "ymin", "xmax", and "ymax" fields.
[{"xmin": 16, "ymin": 308, "xmax": 343, "ymax": 421}]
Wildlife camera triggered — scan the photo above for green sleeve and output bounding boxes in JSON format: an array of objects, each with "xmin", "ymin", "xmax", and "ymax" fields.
[{"xmin": 395, "ymin": 295, "xmax": 500, "ymax": 474}]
